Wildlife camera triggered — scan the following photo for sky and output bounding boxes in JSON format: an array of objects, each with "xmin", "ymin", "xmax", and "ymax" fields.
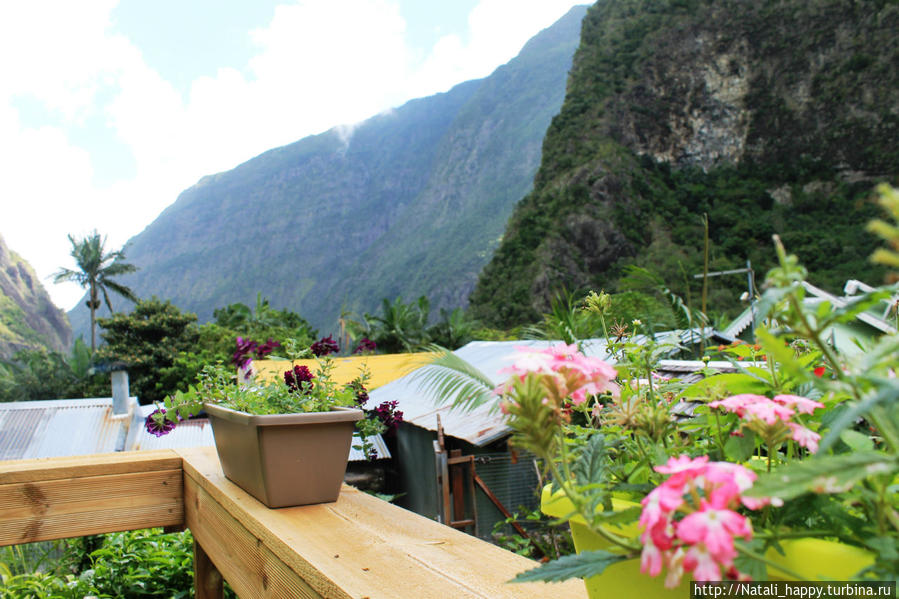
[{"xmin": 1, "ymin": 0, "xmax": 586, "ymax": 312}]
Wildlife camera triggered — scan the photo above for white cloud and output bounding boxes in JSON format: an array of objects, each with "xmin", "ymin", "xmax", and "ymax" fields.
[{"xmin": 2, "ymin": 0, "xmax": 585, "ymax": 312}]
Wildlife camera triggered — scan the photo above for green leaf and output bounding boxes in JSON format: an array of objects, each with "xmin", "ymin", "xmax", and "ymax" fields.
[
  {"xmin": 818, "ymin": 380, "xmax": 899, "ymax": 453},
  {"xmin": 680, "ymin": 373, "xmax": 770, "ymax": 399},
  {"xmin": 754, "ymin": 327, "xmax": 810, "ymax": 382},
  {"xmin": 724, "ymin": 432, "xmax": 756, "ymax": 462},
  {"xmin": 572, "ymin": 434, "xmax": 608, "ymax": 487},
  {"xmin": 839, "ymin": 429, "xmax": 874, "ymax": 452},
  {"xmin": 511, "ymin": 550, "xmax": 628, "ymax": 583},
  {"xmin": 747, "ymin": 452, "xmax": 898, "ymax": 501},
  {"xmin": 733, "ymin": 539, "xmax": 769, "ymax": 581}
]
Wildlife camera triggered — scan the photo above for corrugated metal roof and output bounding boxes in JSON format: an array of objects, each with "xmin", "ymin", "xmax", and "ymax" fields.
[
  {"xmin": 133, "ymin": 405, "xmax": 216, "ymax": 451},
  {"xmin": 252, "ymin": 353, "xmax": 435, "ymax": 390},
  {"xmin": 0, "ymin": 398, "xmax": 140, "ymax": 460}
]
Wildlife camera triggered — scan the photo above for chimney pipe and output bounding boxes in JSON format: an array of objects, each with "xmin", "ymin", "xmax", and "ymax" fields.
[{"xmin": 111, "ymin": 370, "xmax": 130, "ymax": 415}]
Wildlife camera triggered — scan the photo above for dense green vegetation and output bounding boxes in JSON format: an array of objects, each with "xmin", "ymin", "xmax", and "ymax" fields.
[
  {"xmin": 0, "ymin": 529, "xmax": 236, "ymax": 598},
  {"xmin": 0, "ymin": 235, "xmax": 71, "ymax": 360},
  {"xmin": 470, "ymin": 0, "xmax": 898, "ymax": 327}
]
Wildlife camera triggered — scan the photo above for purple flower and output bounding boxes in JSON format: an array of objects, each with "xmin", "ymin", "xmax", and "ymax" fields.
[
  {"xmin": 284, "ymin": 365, "xmax": 315, "ymax": 392},
  {"xmin": 311, "ymin": 335, "xmax": 340, "ymax": 356},
  {"xmin": 353, "ymin": 337, "xmax": 377, "ymax": 354},
  {"xmin": 347, "ymin": 380, "xmax": 369, "ymax": 406},
  {"xmin": 373, "ymin": 400, "xmax": 403, "ymax": 434},
  {"xmin": 232, "ymin": 337, "xmax": 259, "ymax": 369},
  {"xmin": 255, "ymin": 338, "xmax": 281, "ymax": 358},
  {"xmin": 145, "ymin": 408, "xmax": 176, "ymax": 437}
]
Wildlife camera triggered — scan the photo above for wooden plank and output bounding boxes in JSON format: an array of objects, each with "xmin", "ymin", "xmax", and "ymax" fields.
[
  {"xmin": 0, "ymin": 450, "xmax": 182, "ymax": 484},
  {"xmin": 0, "ymin": 468, "xmax": 183, "ymax": 545},
  {"xmin": 184, "ymin": 474, "xmax": 328, "ymax": 598},
  {"xmin": 194, "ymin": 540, "xmax": 224, "ymax": 599},
  {"xmin": 179, "ymin": 446, "xmax": 586, "ymax": 599}
]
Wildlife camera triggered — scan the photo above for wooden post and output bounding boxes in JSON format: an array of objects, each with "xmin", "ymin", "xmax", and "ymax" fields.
[{"xmin": 194, "ymin": 540, "xmax": 223, "ymax": 599}]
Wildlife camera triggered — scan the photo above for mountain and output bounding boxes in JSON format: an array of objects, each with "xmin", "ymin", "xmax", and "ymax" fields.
[
  {"xmin": 470, "ymin": 0, "xmax": 899, "ymax": 326},
  {"xmin": 0, "ymin": 235, "xmax": 72, "ymax": 359},
  {"xmin": 68, "ymin": 6, "xmax": 588, "ymax": 336}
]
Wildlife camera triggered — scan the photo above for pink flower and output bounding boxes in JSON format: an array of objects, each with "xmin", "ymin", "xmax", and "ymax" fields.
[
  {"xmin": 741, "ymin": 399, "xmax": 794, "ymax": 425},
  {"xmin": 683, "ymin": 543, "xmax": 724, "ymax": 582},
  {"xmin": 664, "ymin": 548, "xmax": 686, "ymax": 588},
  {"xmin": 676, "ymin": 501, "xmax": 750, "ymax": 558},
  {"xmin": 773, "ymin": 394, "xmax": 824, "ymax": 415},
  {"xmin": 504, "ymin": 346, "xmax": 554, "ymax": 374},
  {"xmin": 655, "ymin": 454, "xmax": 710, "ymax": 476},
  {"xmin": 640, "ymin": 484, "xmax": 683, "ymax": 534},
  {"xmin": 708, "ymin": 394, "xmax": 759, "ymax": 417},
  {"xmin": 786, "ymin": 422, "xmax": 821, "ymax": 453},
  {"xmin": 640, "ymin": 536, "xmax": 665, "ymax": 577},
  {"xmin": 638, "ymin": 459, "xmax": 766, "ymax": 586}
]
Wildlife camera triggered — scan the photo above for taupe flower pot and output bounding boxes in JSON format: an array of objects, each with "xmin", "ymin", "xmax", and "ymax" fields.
[{"xmin": 205, "ymin": 403, "xmax": 364, "ymax": 508}]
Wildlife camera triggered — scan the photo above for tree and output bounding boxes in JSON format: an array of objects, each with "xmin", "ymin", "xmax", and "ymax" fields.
[
  {"xmin": 53, "ymin": 231, "xmax": 138, "ymax": 351},
  {"xmin": 96, "ymin": 297, "xmax": 199, "ymax": 404},
  {"xmin": 350, "ymin": 296, "xmax": 432, "ymax": 353}
]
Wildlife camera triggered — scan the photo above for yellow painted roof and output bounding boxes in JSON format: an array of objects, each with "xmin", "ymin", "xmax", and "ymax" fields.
[{"xmin": 252, "ymin": 353, "xmax": 435, "ymax": 390}]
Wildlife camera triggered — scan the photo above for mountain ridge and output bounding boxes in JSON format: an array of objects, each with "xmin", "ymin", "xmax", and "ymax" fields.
[{"xmin": 68, "ymin": 5, "xmax": 589, "ymax": 336}]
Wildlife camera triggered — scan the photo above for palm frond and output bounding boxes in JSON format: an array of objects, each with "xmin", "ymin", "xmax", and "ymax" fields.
[{"xmin": 410, "ymin": 344, "xmax": 498, "ymax": 413}]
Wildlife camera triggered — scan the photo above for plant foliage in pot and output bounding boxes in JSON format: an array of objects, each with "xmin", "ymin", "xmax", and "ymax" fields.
[
  {"xmin": 499, "ymin": 186, "xmax": 899, "ymax": 591},
  {"xmin": 145, "ymin": 354, "xmax": 389, "ymax": 508}
]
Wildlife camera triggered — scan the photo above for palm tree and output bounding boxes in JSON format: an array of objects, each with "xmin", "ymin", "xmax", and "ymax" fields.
[{"xmin": 54, "ymin": 231, "xmax": 138, "ymax": 350}]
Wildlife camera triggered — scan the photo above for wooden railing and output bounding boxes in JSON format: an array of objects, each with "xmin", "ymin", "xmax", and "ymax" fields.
[{"xmin": 1, "ymin": 447, "xmax": 587, "ymax": 598}]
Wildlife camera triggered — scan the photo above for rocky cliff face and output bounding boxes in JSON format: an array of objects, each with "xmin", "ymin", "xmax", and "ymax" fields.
[
  {"xmin": 470, "ymin": 0, "xmax": 899, "ymax": 326},
  {"xmin": 0, "ymin": 235, "xmax": 72, "ymax": 358}
]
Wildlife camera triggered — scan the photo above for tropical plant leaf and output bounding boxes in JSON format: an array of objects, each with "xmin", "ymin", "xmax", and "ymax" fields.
[
  {"xmin": 410, "ymin": 344, "xmax": 497, "ymax": 412},
  {"xmin": 511, "ymin": 550, "xmax": 627, "ymax": 583},
  {"xmin": 746, "ymin": 452, "xmax": 898, "ymax": 501}
]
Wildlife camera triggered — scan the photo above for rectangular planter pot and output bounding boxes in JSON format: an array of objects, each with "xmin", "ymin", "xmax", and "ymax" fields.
[{"xmin": 205, "ymin": 403, "xmax": 363, "ymax": 508}]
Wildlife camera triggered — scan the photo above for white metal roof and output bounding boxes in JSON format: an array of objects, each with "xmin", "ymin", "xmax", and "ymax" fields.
[
  {"xmin": 0, "ymin": 398, "xmax": 142, "ymax": 460},
  {"xmin": 369, "ymin": 339, "xmax": 613, "ymax": 447},
  {"xmin": 370, "ymin": 331, "xmax": 732, "ymax": 447}
]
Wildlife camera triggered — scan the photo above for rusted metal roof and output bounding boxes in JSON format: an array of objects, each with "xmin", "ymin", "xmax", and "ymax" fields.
[{"xmin": 0, "ymin": 398, "xmax": 141, "ymax": 460}]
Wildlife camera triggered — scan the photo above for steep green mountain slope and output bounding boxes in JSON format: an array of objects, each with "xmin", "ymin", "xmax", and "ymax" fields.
[
  {"xmin": 0, "ymin": 234, "xmax": 71, "ymax": 359},
  {"xmin": 470, "ymin": 0, "xmax": 899, "ymax": 326},
  {"xmin": 68, "ymin": 6, "xmax": 588, "ymax": 335}
]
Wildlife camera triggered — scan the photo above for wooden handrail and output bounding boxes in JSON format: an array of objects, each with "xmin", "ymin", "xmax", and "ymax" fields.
[
  {"xmin": 0, "ymin": 448, "xmax": 587, "ymax": 598},
  {"xmin": 0, "ymin": 450, "xmax": 183, "ymax": 546}
]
